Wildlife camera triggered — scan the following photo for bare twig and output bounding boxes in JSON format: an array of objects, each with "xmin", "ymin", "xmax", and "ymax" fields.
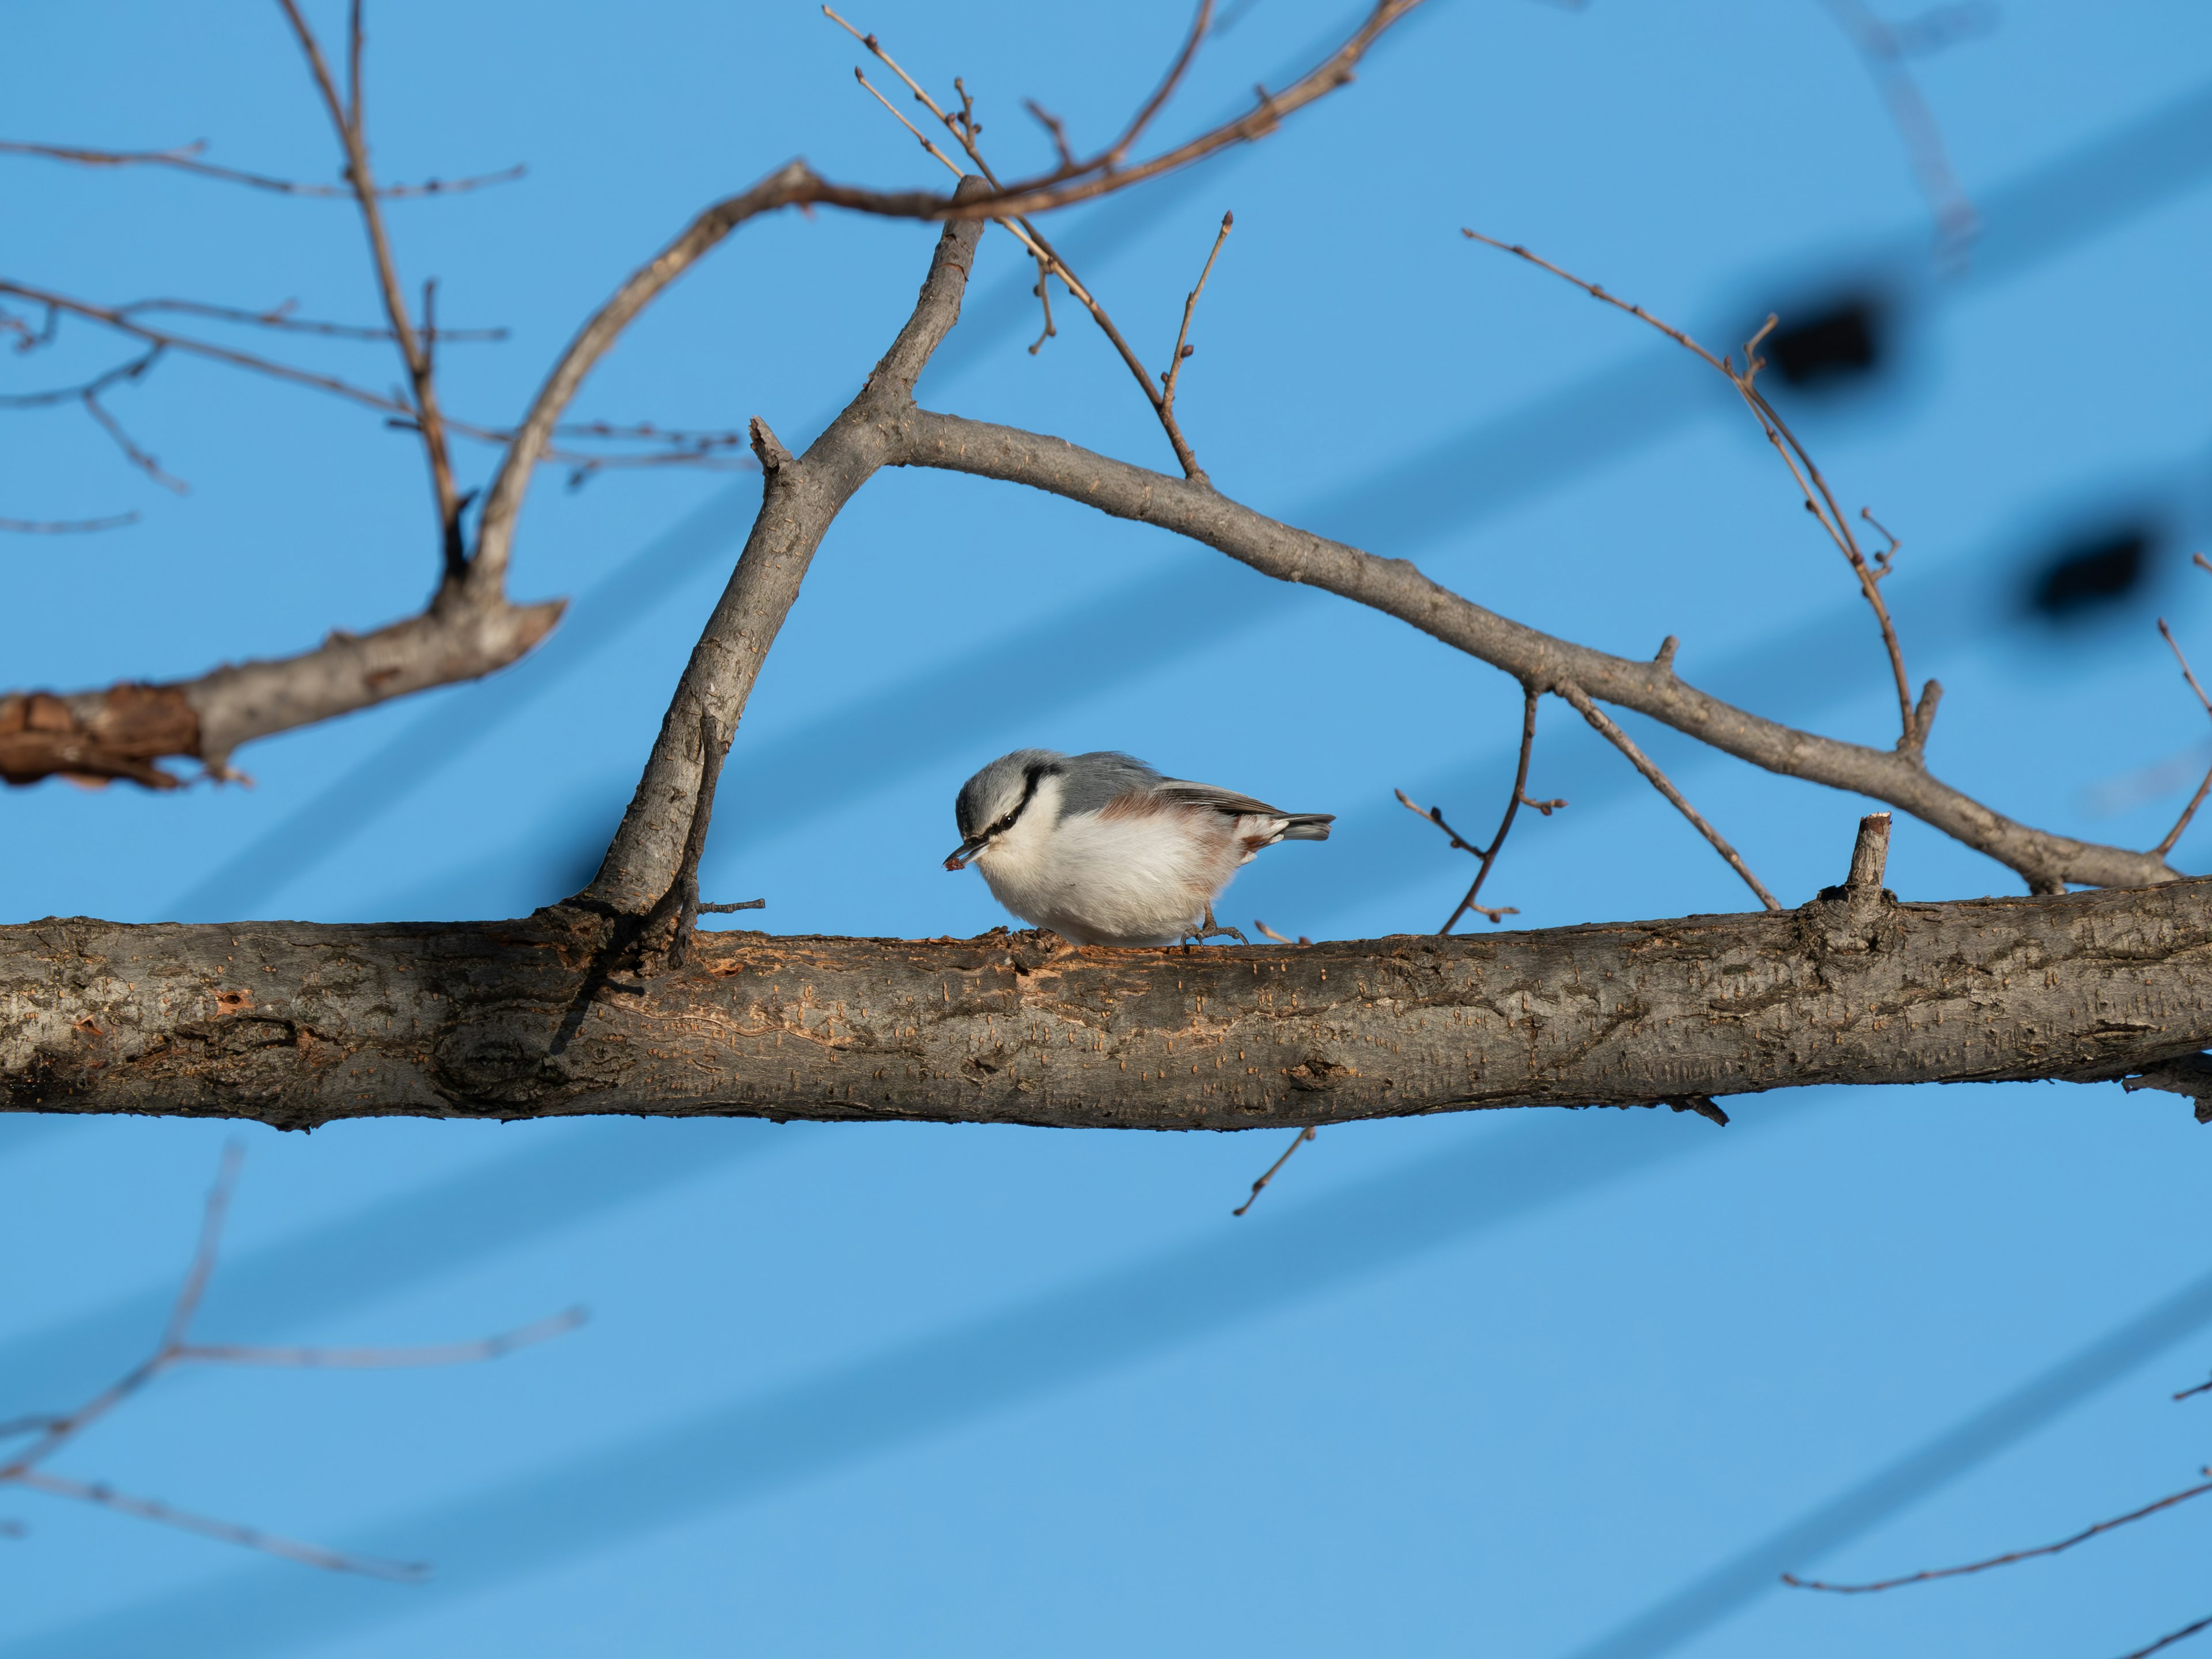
[
  {"xmin": 0, "ymin": 1146, "xmax": 580, "ymax": 1576},
  {"xmin": 2113, "ymin": 1612, "xmax": 2212, "ymax": 1659},
  {"xmin": 0, "ymin": 137, "xmax": 524, "ymax": 199},
  {"xmin": 1103, "ymin": 0, "xmax": 1218, "ymax": 164},
  {"xmin": 1463, "ymin": 232, "xmax": 1920, "ymax": 750},
  {"xmin": 2152, "ymin": 618, "xmax": 2212, "ymax": 857},
  {"xmin": 274, "ymin": 0, "xmax": 463, "ymax": 578},
  {"xmin": 0, "ymin": 343, "xmax": 185, "ymax": 490},
  {"xmin": 2175, "ymin": 1371, "xmax": 2212, "ymax": 1403},
  {"xmin": 1555, "ymin": 681, "xmax": 1780, "ymax": 909},
  {"xmin": 824, "ymin": 9, "xmax": 1225, "ymax": 474},
  {"xmin": 1399, "ymin": 687, "xmax": 1562, "ymax": 933},
  {"xmin": 1156, "ymin": 210, "xmax": 1233, "ymax": 479},
  {"xmin": 10, "ymin": 1469, "xmax": 428, "ymax": 1581},
  {"xmin": 1783, "ymin": 1476, "xmax": 2212, "ymax": 1594},
  {"xmin": 1232, "ymin": 1126, "xmax": 1314, "ymax": 1217},
  {"xmin": 115, "ymin": 294, "xmax": 506, "ymax": 343},
  {"xmin": 1023, "ymin": 100, "xmax": 1077, "ymax": 170},
  {"xmin": 84, "ymin": 387, "xmax": 187, "ymax": 494},
  {"xmin": 0, "ymin": 513, "xmax": 135, "ymax": 534},
  {"xmin": 1253, "ymin": 919, "xmax": 1311, "ymax": 945},
  {"xmin": 698, "ymin": 897, "xmax": 767, "ymax": 914}
]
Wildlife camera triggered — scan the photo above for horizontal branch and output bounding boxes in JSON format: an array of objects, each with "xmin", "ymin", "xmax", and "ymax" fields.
[
  {"xmin": 7, "ymin": 878, "xmax": 2211, "ymax": 1127},
  {"xmin": 891, "ymin": 411, "xmax": 2176, "ymax": 893},
  {"xmin": 0, "ymin": 593, "xmax": 561, "ymax": 786}
]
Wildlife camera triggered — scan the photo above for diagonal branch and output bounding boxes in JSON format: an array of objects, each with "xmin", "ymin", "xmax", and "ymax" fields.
[
  {"xmin": 274, "ymin": 0, "xmax": 463, "ymax": 578},
  {"xmin": 1463, "ymin": 232, "xmax": 1924, "ymax": 751},
  {"xmin": 892, "ymin": 408, "xmax": 2173, "ymax": 893},
  {"xmin": 578, "ymin": 179, "xmax": 994, "ymax": 914},
  {"xmin": 1555, "ymin": 681, "xmax": 1781, "ymax": 910},
  {"xmin": 2153, "ymin": 616, "xmax": 2212, "ymax": 858},
  {"xmin": 1782, "ymin": 1474, "xmax": 2212, "ymax": 1594}
]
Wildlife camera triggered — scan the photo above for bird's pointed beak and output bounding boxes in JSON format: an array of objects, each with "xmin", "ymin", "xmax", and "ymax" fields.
[{"xmin": 944, "ymin": 836, "xmax": 988, "ymax": 871}]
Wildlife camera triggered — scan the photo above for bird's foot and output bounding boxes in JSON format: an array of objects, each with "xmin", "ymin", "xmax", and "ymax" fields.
[{"xmin": 1180, "ymin": 907, "xmax": 1249, "ymax": 948}]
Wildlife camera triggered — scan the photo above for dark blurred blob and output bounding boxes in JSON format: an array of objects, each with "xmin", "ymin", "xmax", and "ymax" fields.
[
  {"xmin": 1765, "ymin": 294, "xmax": 1887, "ymax": 389},
  {"xmin": 2029, "ymin": 525, "xmax": 2157, "ymax": 619}
]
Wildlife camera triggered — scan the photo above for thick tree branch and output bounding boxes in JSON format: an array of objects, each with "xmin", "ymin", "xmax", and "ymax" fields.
[
  {"xmin": 0, "ymin": 597, "xmax": 562, "ymax": 787},
  {"xmin": 7, "ymin": 876, "xmax": 2212, "ymax": 1127},
  {"xmin": 579, "ymin": 178, "xmax": 995, "ymax": 914},
  {"xmin": 890, "ymin": 410, "xmax": 2177, "ymax": 893}
]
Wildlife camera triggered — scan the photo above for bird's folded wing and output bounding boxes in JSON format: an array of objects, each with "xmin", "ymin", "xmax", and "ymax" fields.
[{"xmin": 1154, "ymin": 780, "xmax": 1293, "ymax": 819}]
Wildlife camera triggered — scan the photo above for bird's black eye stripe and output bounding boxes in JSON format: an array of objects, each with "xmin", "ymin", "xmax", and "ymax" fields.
[{"xmin": 984, "ymin": 761, "xmax": 1059, "ymax": 842}]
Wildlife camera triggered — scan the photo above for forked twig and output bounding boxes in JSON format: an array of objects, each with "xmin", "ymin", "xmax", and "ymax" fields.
[
  {"xmin": 1397, "ymin": 687, "xmax": 1564, "ymax": 933},
  {"xmin": 274, "ymin": 0, "xmax": 464, "ymax": 578},
  {"xmin": 1463, "ymin": 231, "xmax": 1926, "ymax": 752},
  {"xmin": 1555, "ymin": 681, "xmax": 1780, "ymax": 910},
  {"xmin": 1232, "ymin": 1126, "xmax": 1315, "ymax": 1217},
  {"xmin": 826, "ymin": 8, "xmax": 1229, "ymax": 477},
  {"xmin": 0, "ymin": 1145, "xmax": 581, "ymax": 1577}
]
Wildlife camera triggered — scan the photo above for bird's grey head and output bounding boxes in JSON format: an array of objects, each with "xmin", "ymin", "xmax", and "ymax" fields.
[{"xmin": 945, "ymin": 749, "xmax": 1066, "ymax": 870}]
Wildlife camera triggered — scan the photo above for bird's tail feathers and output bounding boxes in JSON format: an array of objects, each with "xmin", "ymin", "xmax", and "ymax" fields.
[{"xmin": 1277, "ymin": 813, "xmax": 1334, "ymax": 842}]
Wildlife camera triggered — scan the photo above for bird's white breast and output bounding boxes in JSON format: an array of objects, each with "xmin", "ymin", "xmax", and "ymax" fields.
[{"xmin": 974, "ymin": 779, "xmax": 1262, "ymax": 946}]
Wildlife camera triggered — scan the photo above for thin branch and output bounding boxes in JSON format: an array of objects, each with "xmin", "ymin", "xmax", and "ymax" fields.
[
  {"xmin": 10, "ymin": 1469, "xmax": 429, "ymax": 1581},
  {"xmin": 1461, "ymin": 232, "xmax": 1919, "ymax": 749},
  {"xmin": 0, "ymin": 342, "xmax": 187, "ymax": 489},
  {"xmin": 1554, "ymin": 682, "xmax": 1780, "ymax": 909},
  {"xmin": 1399, "ymin": 687, "xmax": 1562, "ymax": 933},
  {"xmin": 2113, "ymin": 1613, "xmax": 2212, "ymax": 1659},
  {"xmin": 1232, "ymin": 1126, "xmax": 1313, "ymax": 1217},
  {"xmin": 3, "ymin": 280, "xmax": 732, "ymax": 482},
  {"xmin": 0, "ymin": 512, "xmax": 138, "ymax": 534},
  {"xmin": 115, "ymin": 295, "xmax": 506, "ymax": 343},
  {"xmin": 82, "ymin": 391, "xmax": 188, "ymax": 494},
  {"xmin": 902, "ymin": 409, "xmax": 2174, "ymax": 892},
  {"xmin": 1783, "ymin": 1476, "xmax": 2212, "ymax": 1594},
  {"xmin": 2154, "ymin": 616, "xmax": 2212, "ymax": 858},
  {"xmin": 827, "ymin": 0, "xmax": 1427, "ymax": 224},
  {"xmin": 825, "ymin": 10, "xmax": 1194, "ymax": 467},
  {"xmin": 0, "ymin": 138, "xmax": 524, "ymax": 199},
  {"xmin": 177, "ymin": 1307, "xmax": 584, "ymax": 1368},
  {"xmin": 1100, "ymin": 0, "xmax": 1217, "ymax": 166},
  {"xmin": 1156, "ymin": 210, "xmax": 1233, "ymax": 479},
  {"xmin": 2175, "ymin": 1371, "xmax": 2212, "ymax": 1403},
  {"xmin": 274, "ymin": 0, "xmax": 463, "ymax": 578},
  {"xmin": 0, "ymin": 1147, "xmax": 579, "ymax": 1575}
]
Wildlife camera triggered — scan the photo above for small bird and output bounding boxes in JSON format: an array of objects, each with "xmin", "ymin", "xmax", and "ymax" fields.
[{"xmin": 944, "ymin": 749, "xmax": 1333, "ymax": 946}]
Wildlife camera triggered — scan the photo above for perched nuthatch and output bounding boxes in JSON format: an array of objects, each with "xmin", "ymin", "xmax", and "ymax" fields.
[{"xmin": 945, "ymin": 749, "xmax": 1333, "ymax": 946}]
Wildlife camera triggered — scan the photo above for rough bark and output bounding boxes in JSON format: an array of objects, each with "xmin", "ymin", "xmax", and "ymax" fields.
[{"xmin": 8, "ymin": 878, "xmax": 2210, "ymax": 1130}]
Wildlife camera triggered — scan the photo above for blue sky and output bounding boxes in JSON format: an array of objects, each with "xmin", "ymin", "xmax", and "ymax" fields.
[{"xmin": 5, "ymin": 2, "xmax": 2212, "ymax": 1655}]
